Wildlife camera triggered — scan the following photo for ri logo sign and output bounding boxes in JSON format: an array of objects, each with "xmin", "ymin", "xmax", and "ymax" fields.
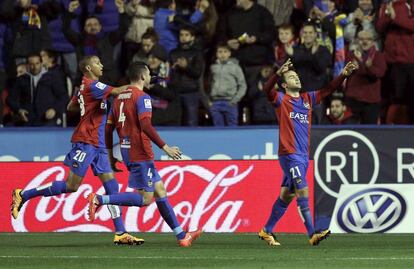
[{"xmin": 314, "ymin": 130, "xmax": 380, "ymax": 198}]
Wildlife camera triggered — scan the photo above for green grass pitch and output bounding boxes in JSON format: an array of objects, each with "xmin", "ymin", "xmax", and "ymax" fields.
[{"xmin": 0, "ymin": 233, "xmax": 413, "ymax": 269}]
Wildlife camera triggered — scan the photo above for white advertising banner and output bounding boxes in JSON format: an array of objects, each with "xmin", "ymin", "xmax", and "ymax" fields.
[{"xmin": 330, "ymin": 184, "xmax": 414, "ymax": 233}]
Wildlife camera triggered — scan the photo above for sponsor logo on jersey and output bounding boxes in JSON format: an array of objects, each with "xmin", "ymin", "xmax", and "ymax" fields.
[
  {"xmin": 95, "ymin": 82, "xmax": 107, "ymax": 90},
  {"xmin": 144, "ymin": 99, "xmax": 152, "ymax": 109},
  {"xmin": 100, "ymin": 101, "xmax": 107, "ymax": 110},
  {"xmin": 303, "ymin": 102, "xmax": 310, "ymax": 109},
  {"xmin": 289, "ymin": 112, "xmax": 309, "ymax": 124}
]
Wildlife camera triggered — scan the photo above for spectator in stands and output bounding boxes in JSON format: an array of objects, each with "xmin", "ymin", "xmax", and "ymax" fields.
[
  {"xmin": 192, "ymin": 0, "xmax": 218, "ymax": 49},
  {"xmin": 377, "ymin": 0, "xmax": 414, "ymax": 124},
  {"xmin": 125, "ymin": 0, "xmax": 154, "ymax": 44},
  {"xmin": 47, "ymin": 0, "xmax": 81, "ymax": 83},
  {"xmin": 274, "ymin": 24, "xmax": 296, "ymax": 69},
  {"xmin": 16, "ymin": 63, "xmax": 28, "ymax": 78},
  {"xmin": 248, "ymin": 63, "xmax": 277, "ymax": 125},
  {"xmin": 169, "ymin": 26, "xmax": 204, "ymax": 126},
  {"xmin": 322, "ymin": 97, "xmax": 359, "ymax": 125},
  {"xmin": 132, "ymin": 28, "xmax": 159, "ymax": 65},
  {"xmin": 145, "ymin": 44, "xmax": 181, "ymax": 126},
  {"xmin": 208, "ymin": 44, "xmax": 246, "ymax": 126},
  {"xmin": 2, "ymin": 0, "xmax": 56, "ymax": 64},
  {"xmin": 345, "ymin": 30, "xmax": 386, "ymax": 124},
  {"xmin": 286, "ymin": 22, "xmax": 331, "ymax": 124},
  {"xmin": 63, "ymin": 0, "xmax": 130, "ymax": 85},
  {"xmin": 217, "ymin": 0, "xmax": 275, "ymax": 123},
  {"xmin": 153, "ymin": 0, "xmax": 207, "ymax": 53},
  {"xmin": 84, "ymin": 0, "xmax": 122, "ymax": 32},
  {"xmin": 344, "ymin": 0, "xmax": 380, "ymax": 51},
  {"xmin": 7, "ymin": 53, "xmax": 68, "ymax": 126},
  {"xmin": 257, "ymin": 0, "xmax": 294, "ymax": 26}
]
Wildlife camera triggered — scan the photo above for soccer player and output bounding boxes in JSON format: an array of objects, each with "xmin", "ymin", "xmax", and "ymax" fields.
[
  {"xmin": 11, "ymin": 55, "xmax": 144, "ymax": 245},
  {"xmin": 258, "ymin": 59, "xmax": 357, "ymax": 246},
  {"xmin": 86, "ymin": 62, "xmax": 202, "ymax": 247}
]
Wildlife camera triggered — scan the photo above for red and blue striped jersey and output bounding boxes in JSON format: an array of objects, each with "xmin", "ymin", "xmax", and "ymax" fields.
[
  {"xmin": 71, "ymin": 76, "xmax": 113, "ymax": 148},
  {"xmin": 264, "ymin": 74, "xmax": 346, "ymax": 156},
  {"xmin": 108, "ymin": 86, "xmax": 155, "ymax": 162}
]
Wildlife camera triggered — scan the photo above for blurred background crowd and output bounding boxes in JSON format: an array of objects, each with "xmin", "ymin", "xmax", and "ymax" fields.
[{"xmin": 0, "ymin": 0, "xmax": 412, "ymax": 127}]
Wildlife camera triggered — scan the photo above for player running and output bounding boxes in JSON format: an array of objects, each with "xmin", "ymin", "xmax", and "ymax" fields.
[
  {"xmin": 11, "ymin": 55, "xmax": 144, "ymax": 245},
  {"xmin": 86, "ymin": 62, "xmax": 202, "ymax": 247},
  {"xmin": 258, "ymin": 59, "xmax": 357, "ymax": 246}
]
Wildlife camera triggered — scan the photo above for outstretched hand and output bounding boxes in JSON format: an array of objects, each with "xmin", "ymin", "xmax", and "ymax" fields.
[
  {"xmin": 276, "ymin": 58, "xmax": 293, "ymax": 76},
  {"xmin": 162, "ymin": 145, "xmax": 182, "ymax": 160},
  {"xmin": 342, "ymin": 61, "xmax": 358, "ymax": 76}
]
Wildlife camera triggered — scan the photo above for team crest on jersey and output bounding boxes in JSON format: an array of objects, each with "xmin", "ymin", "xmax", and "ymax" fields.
[
  {"xmin": 144, "ymin": 99, "xmax": 152, "ymax": 109},
  {"xmin": 148, "ymin": 179, "xmax": 153, "ymax": 187},
  {"xmin": 296, "ymin": 178, "xmax": 302, "ymax": 184},
  {"xmin": 72, "ymin": 162, "xmax": 78, "ymax": 168},
  {"xmin": 303, "ymin": 102, "xmax": 310, "ymax": 109},
  {"xmin": 100, "ymin": 101, "xmax": 107, "ymax": 110},
  {"xmin": 95, "ymin": 82, "xmax": 107, "ymax": 90}
]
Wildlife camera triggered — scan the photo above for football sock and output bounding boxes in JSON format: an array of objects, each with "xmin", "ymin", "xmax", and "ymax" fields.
[
  {"xmin": 264, "ymin": 198, "xmax": 288, "ymax": 233},
  {"xmin": 99, "ymin": 192, "xmax": 143, "ymax": 207},
  {"xmin": 297, "ymin": 197, "xmax": 315, "ymax": 237},
  {"xmin": 21, "ymin": 181, "xmax": 67, "ymax": 202},
  {"xmin": 103, "ymin": 179, "xmax": 126, "ymax": 234},
  {"xmin": 156, "ymin": 197, "xmax": 186, "ymax": 240}
]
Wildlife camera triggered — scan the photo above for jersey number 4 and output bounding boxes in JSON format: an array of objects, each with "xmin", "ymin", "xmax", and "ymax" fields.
[{"xmin": 118, "ymin": 102, "xmax": 126, "ymax": 127}]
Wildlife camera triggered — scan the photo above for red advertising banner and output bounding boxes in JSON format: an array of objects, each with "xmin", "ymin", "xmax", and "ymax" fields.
[{"xmin": 0, "ymin": 160, "xmax": 314, "ymax": 233}]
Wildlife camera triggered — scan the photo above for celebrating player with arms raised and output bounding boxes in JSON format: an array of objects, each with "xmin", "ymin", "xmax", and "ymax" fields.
[
  {"xmin": 86, "ymin": 62, "xmax": 202, "ymax": 247},
  {"xmin": 258, "ymin": 59, "xmax": 357, "ymax": 246},
  {"xmin": 11, "ymin": 55, "xmax": 143, "ymax": 245}
]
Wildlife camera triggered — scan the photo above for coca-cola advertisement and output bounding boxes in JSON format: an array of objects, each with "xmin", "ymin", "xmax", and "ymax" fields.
[{"xmin": 0, "ymin": 160, "xmax": 314, "ymax": 233}]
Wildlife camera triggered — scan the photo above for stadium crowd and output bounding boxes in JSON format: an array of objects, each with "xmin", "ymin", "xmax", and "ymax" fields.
[{"xmin": 0, "ymin": 0, "xmax": 413, "ymax": 127}]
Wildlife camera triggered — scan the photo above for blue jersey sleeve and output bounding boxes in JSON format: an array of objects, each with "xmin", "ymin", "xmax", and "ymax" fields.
[
  {"xmin": 90, "ymin": 81, "xmax": 112, "ymax": 100},
  {"xmin": 135, "ymin": 94, "xmax": 152, "ymax": 118}
]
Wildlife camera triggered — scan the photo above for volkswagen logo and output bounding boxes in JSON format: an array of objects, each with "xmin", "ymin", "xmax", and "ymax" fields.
[{"xmin": 337, "ymin": 188, "xmax": 406, "ymax": 233}]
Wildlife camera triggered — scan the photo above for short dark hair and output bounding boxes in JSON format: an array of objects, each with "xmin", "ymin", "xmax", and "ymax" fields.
[
  {"xmin": 179, "ymin": 25, "xmax": 196, "ymax": 36},
  {"xmin": 330, "ymin": 97, "xmax": 345, "ymax": 106},
  {"xmin": 127, "ymin": 62, "xmax": 149, "ymax": 82},
  {"xmin": 27, "ymin": 53, "xmax": 42, "ymax": 61},
  {"xmin": 85, "ymin": 15, "xmax": 101, "ymax": 24},
  {"xmin": 141, "ymin": 28, "xmax": 158, "ymax": 43},
  {"xmin": 302, "ymin": 21, "xmax": 317, "ymax": 32},
  {"xmin": 216, "ymin": 43, "xmax": 231, "ymax": 53},
  {"xmin": 41, "ymin": 49, "xmax": 58, "ymax": 63},
  {"xmin": 78, "ymin": 55, "xmax": 97, "ymax": 73}
]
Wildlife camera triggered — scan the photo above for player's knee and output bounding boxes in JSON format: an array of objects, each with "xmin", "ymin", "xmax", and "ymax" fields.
[
  {"xmin": 295, "ymin": 186, "xmax": 309, "ymax": 198},
  {"xmin": 142, "ymin": 193, "xmax": 154, "ymax": 206}
]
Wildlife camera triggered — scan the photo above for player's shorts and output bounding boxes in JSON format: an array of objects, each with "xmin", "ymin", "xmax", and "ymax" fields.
[
  {"xmin": 63, "ymin": 142, "xmax": 112, "ymax": 177},
  {"xmin": 279, "ymin": 154, "xmax": 309, "ymax": 192},
  {"xmin": 127, "ymin": 160, "xmax": 162, "ymax": 192}
]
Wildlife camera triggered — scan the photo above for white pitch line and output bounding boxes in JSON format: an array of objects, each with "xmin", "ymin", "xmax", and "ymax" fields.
[{"xmin": 0, "ymin": 256, "xmax": 413, "ymax": 261}]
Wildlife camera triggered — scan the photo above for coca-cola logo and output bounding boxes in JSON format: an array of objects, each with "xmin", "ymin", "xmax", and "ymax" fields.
[
  {"xmin": 2, "ymin": 161, "xmax": 313, "ymax": 233},
  {"xmin": 12, "ymin": 164, "xmax": 253, "ymax": 232}
]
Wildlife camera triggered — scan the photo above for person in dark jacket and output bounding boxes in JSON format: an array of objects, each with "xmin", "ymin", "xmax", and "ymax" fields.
[
  {"xmin": 145, "ymin": 44, "xmax": 181, "ymax": 126},
  {"xmin": 7, "ymin": 53, "xmax": 68, "ymax": 126},
  {"xmin": 169, "ymin": 26, "xmax": 203, "ymax": 126},
  {"xmin": 0, "ymin": 19, "xmax": 7, "ymax": 126},
  {"xmin": 217, "ymin": 0, "xmax": 275, "ymax": 93},
  {"xmin": 322, "ymin": 97, "xmax": 359, "ymax": 125},
  {"xmin": 286, "ymin": 22, "xmax": 332, "ymax": 124},
  {"xmin": 63, "ymin": 0, "xmax": 130, "ymax": 85},
  {"xmin": 2, "ymin": 0, "xmax": 57, "ymax": 63}
]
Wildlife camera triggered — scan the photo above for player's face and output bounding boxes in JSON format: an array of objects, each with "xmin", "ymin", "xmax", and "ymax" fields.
[
  {"xmin": 278, "ymin": 29, "xmax": 293, "ymax": 44},
  {"xmin": 358, "ymin": 32, "xmax": 374, "ymax": 51},
  {"xmin": 87, "ymin": 57, "xmax": 104, "ymax": 77},
  {"xmin": 358, "ymin": 0, "xmax": 373, "ymax": 12},
  {"xmin": 143, "ymin": 67, "xmax": 151, "ymax": 88},
  {"xmin": 28, "ymin": 56, "xmax": 42, "ymax": 75},
  {"xmin": 148, "ymin": 54, "xmax": 162, "ymax": 70},
  {"xmin": 282, "ymin": 70, "xmax": 301, "ymax": 90},
  {"xmin": 330, "ymin": 100, "xmax": 346, "ymax": 119},
  {"xmin": 301, "ymin": 26, "xmax": 317, "ymax": 45},
  {"xmin": 142, "ymin": 38, "xmax": 155, "ymax": 54},
  {"xmin": 179, "ymin": 30, "xmax": 194, "ymax": 44},
  {"xmin": 84, "ymin": 18, "xmax": 102, "ymax": 35},
  {"xmin": 216, "ymin": 47, "xmax": 231, "ymax": 62}
]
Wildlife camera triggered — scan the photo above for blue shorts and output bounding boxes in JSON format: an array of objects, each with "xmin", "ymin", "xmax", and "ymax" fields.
[
  {"xmin": 279, "ymin": 154, "xmax": 309, "ymax": 192},
  {"xmin": 63, "ymin": 142, "xmax": 112, "ymax": 177},
  {"xmin": 127, "ymin": 161, "xmax": 162, "ymax": 192}
]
